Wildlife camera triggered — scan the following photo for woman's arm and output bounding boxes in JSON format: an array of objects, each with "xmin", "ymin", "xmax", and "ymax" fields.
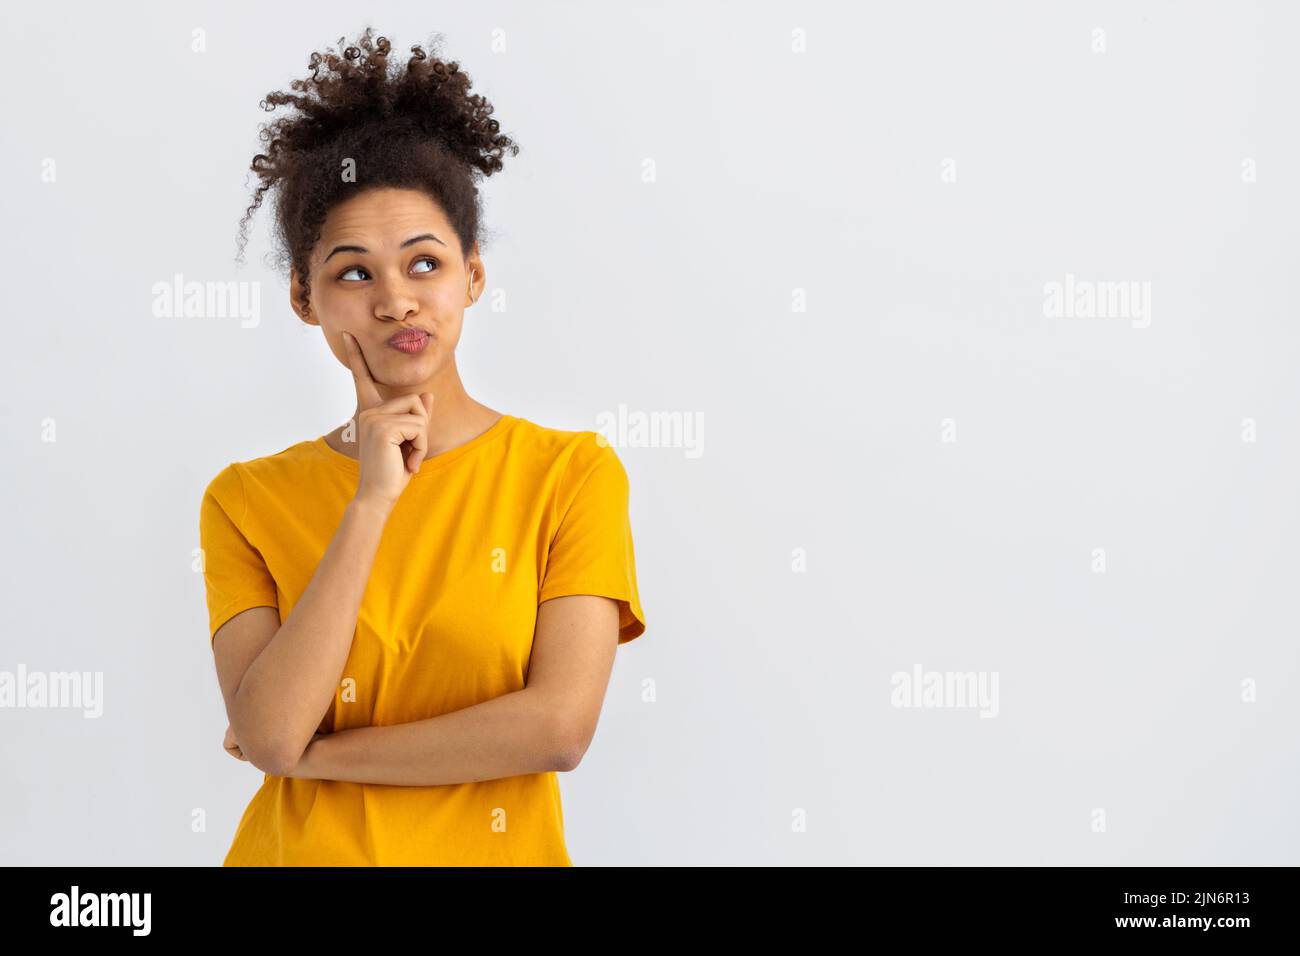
[
  {"xmin": 280, "ymin": 595, "xmax": 622, "ymax": 786},
  {"xmin": 223, "ymin": 341, "xmax": 434, "ymax": 774},
  {"xmin": 225, "ymin": 496, "xmax": 392, "ymax": 774},
  {"xmin": 284, "ymin": 686, "xmax": 567, "ymax": 785}
]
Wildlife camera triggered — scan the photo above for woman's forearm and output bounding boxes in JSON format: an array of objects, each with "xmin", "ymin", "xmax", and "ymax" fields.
[
  {"xmin": 233, "ymin": 496, "xmax": 392, "ymax": 774},
  {"xmin": 282, "ymin": 687, "xmax": 569, "ymax": 786}
]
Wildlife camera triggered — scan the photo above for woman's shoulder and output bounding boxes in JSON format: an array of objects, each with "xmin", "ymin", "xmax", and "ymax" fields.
[
  {"xmin": 508, "ymin": 416, "xmax": 621, "ymax": 472},
  {"xmin": 202, "ymin": 438, "xmax": 323, "ymax": 497}
]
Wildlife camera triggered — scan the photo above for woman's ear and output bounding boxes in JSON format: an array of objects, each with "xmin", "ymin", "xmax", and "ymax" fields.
[
  {"xmin": 289, "ymin": 269, "xmax": 314, "ymax": 325},
  {"xmin": 465, "ymin": 246, "xmax": 484, "ymax": 305}
]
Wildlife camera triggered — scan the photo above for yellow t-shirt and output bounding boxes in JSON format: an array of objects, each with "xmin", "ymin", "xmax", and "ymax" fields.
[{"xmin": 198, "ymin": 414, "xmax": 646, "ymax": 866}]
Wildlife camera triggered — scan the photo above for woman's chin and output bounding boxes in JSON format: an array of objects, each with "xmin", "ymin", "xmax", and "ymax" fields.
[{"xmin": 377, "ymin": 351, "xmax": 438, "ymax": 383}]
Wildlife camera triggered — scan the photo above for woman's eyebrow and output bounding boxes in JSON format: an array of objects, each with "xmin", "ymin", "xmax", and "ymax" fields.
[{"xmin": 324, "ymin": 233, "xmax": 447, "ymax": 262}]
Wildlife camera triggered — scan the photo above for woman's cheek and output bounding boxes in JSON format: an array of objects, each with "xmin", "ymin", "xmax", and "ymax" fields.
[{"xmin": 328, "ymin": 331, "xmax": 353, "ymax": 366}]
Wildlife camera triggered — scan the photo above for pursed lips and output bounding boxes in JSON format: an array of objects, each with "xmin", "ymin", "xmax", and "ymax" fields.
[{"xmin": 387, "ymin": 328, "xmax": 430, "ymax": 345}]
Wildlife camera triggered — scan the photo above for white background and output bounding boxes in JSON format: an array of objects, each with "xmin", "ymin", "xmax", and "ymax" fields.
[{"xmin": 1, "ymin": 1, "xmax": 1297, "ymax": 864}]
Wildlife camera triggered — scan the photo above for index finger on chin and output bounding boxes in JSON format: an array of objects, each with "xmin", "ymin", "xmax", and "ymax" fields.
[{"xmin": 342, "ymin": 331, "xmax": 384, "ymax": 409}]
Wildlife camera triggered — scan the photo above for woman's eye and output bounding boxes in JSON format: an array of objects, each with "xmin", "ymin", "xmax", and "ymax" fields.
[{"xmin": 337, "ymin": 259, "xmax": 435, "ymax": 282}]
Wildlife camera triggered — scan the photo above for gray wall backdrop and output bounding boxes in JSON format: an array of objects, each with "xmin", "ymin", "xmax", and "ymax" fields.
[{"xmin": 1, "ymin": 1, "xmax": 1296, "ymax": 865}]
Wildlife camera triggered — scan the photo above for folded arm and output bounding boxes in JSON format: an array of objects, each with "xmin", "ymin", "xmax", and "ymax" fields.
[
  {"xmin": 214, "ymin": 498, "xmax": 395, "ymax": 775},
  {"xmin": 278, "ymin": 594, "xmax": 622, "ymax": 785},
  {"xmin": 286, "ymin": 686, "xmax": 563, "ymax": 784}
]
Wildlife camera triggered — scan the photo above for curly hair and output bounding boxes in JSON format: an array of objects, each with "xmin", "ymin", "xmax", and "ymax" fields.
[{"xmin": 236, "ymin": 27, "xmax": 520, "ymax": 316}]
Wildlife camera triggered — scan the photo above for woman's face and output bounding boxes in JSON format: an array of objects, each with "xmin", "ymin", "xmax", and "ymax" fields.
[{"xmin": 292, "ymin": 186, "xmax": 482, "ymax": 392}]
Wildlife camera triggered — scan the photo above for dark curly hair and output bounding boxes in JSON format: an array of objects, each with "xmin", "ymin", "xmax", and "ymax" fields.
[{"xmin": 236, "ymin": 27, "xmax": 520, "ymax": 317}]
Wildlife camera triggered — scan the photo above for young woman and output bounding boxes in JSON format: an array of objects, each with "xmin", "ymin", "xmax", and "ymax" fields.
[{"xmin": 199, "ymin": 28, "xmax": 646, "ymax": 866}]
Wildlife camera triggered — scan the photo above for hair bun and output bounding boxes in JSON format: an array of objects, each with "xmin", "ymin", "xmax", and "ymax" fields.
[{"xmin": 236, "ymin": 26, "xmax": 520, "ymax": 314}]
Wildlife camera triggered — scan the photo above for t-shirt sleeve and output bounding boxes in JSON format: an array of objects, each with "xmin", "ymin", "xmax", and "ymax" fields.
[
  {"xmin": 198, "ymin": 463, "xmax": 280, "ymax": 644},
  {"xmin": 538, "ymin": 434, "xmax": 647, "ymax": 644}
]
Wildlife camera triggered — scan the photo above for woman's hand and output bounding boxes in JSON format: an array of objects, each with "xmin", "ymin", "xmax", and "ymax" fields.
[
  {"xmin": 223, "ymin": 723, "xmax": 248, "ymax": 761},
  {"xmin": 341, "ymin": 330, "xmax": 434, "ymax": 510}
]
